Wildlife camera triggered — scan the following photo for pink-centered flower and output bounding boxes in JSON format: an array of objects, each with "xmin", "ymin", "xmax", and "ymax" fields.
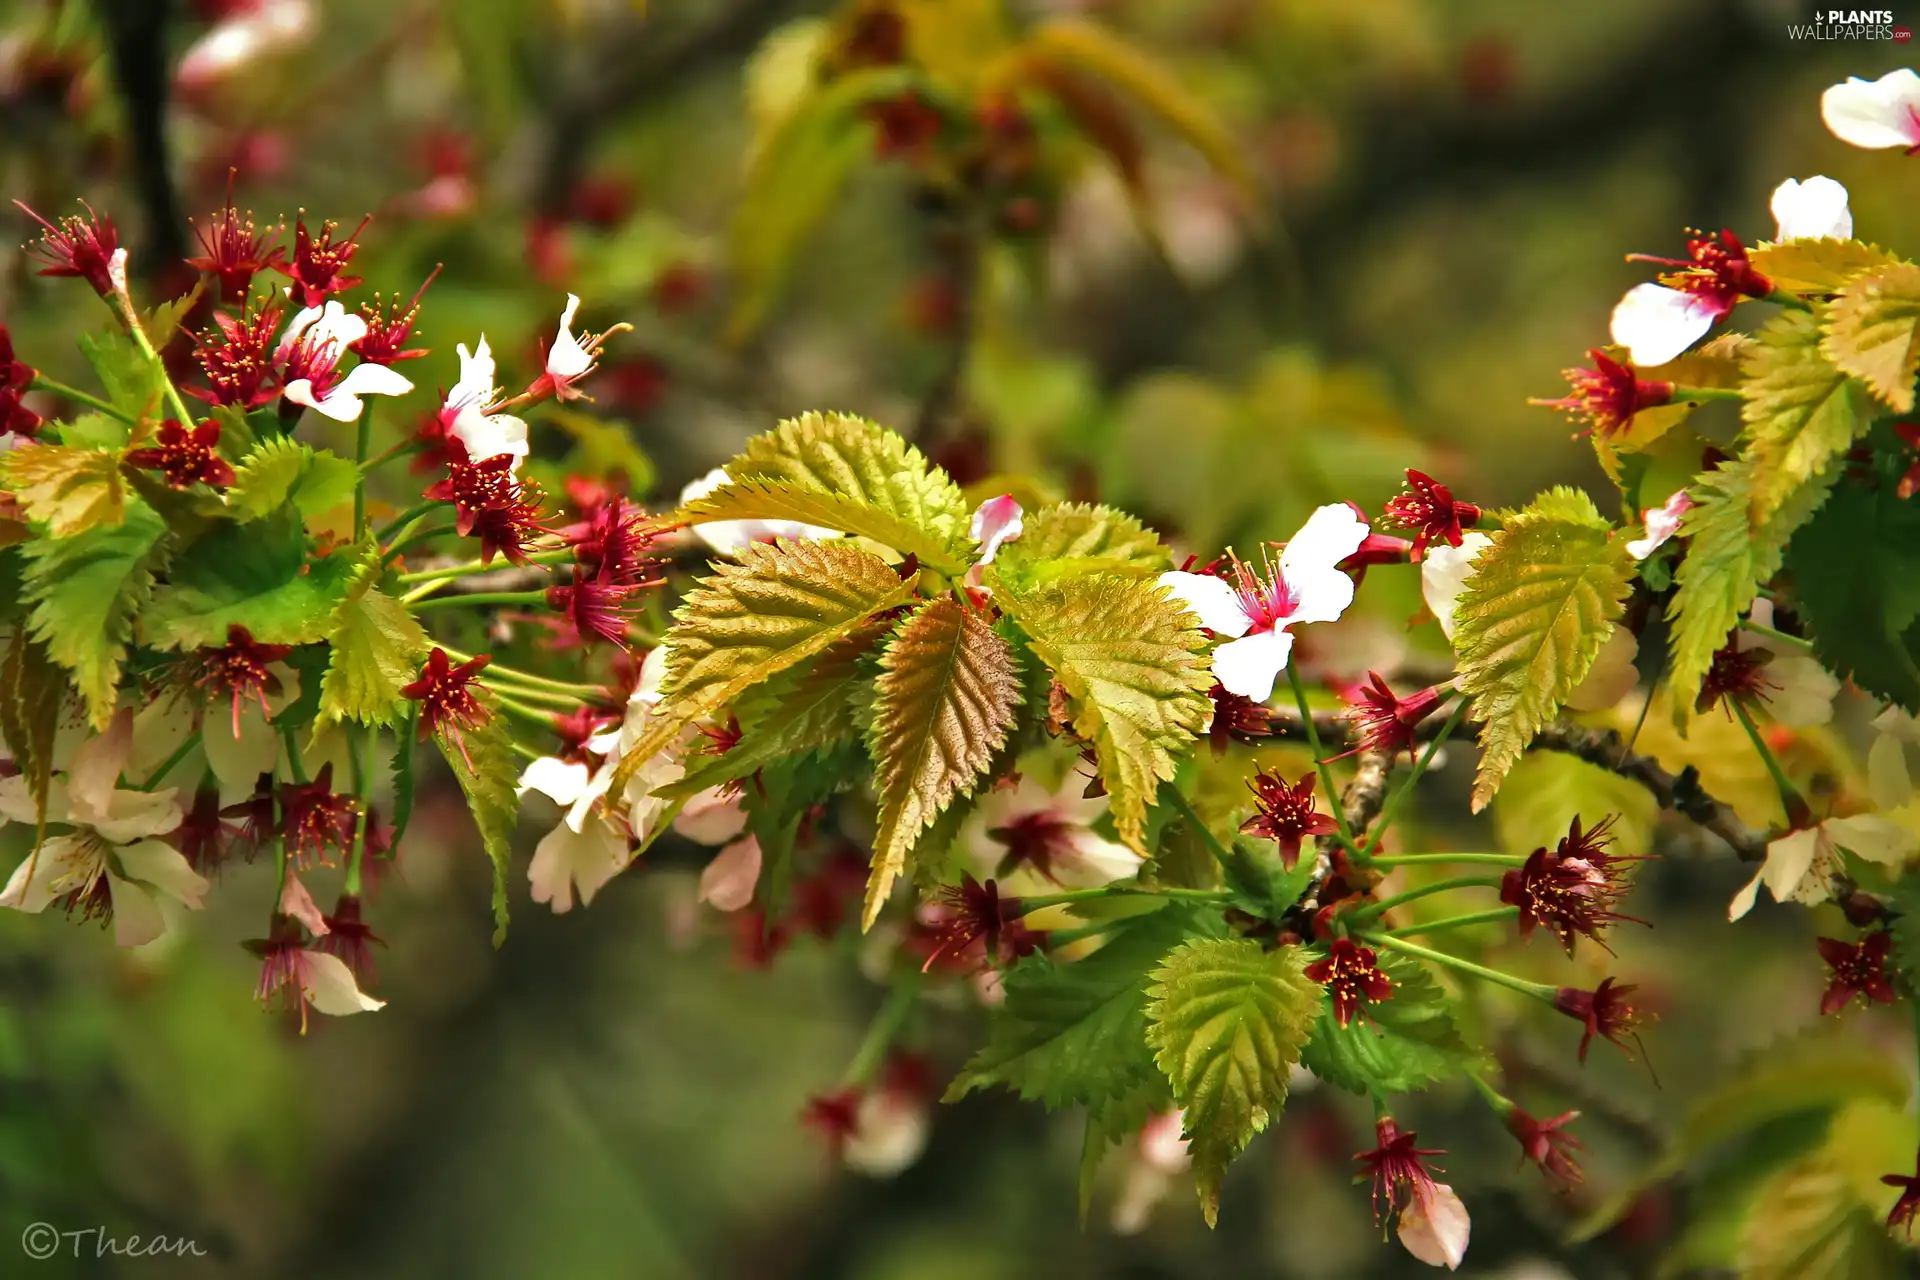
[
  {"xmin": 1770, "ymin": 176, "xmax": 1853, "ymax": 242},
  {"xmin": 1500, "ymin": 815, "xmax": 1646, "ymax": 955},
  {"xmin": 1340, "ymin": 673, "xmax": 1448, "ymax": 764},
  {"xmin": 246, "ymin": 913, "xmax": 383, "ymax": 1033},
  {"xmin": 277, "ymin": 762, "xmax": 358, "ymax": 870},
  {"xmin": 1530, "ymin": 349, "xmax": 1675, "ymax": 439},
  {"xmin": 1158, "ymin": 503, "xmax": 1370, "ymax": 701},
  {"xmin": 1612, "ymin": 229, "xmax": 1773, "ymax": 367},
  {"xmin": 279, "ymin": 301, "xmax": 414, "ymax": 422},
  {"xmin": 400, "ymin": 647, "xmax": 492, "ymax": 766},
  {"xmin": 315, "ymin": 893, "xmax": 384, "ymax": 986},
  {"xmin": 1626, "ymin": 489, "xmax": 1694, "ymax": 560},
  {"xmin": 547, "ymin": 564, "xmax": 645, "ymax": 648},
  {"xmin": 678, "ymin": 467, "xmax": 843, "ymax": 556},
  {"xmin": 439, "ymin": 335, "xmax": 529, "ymax": 467},
  {"xmin": 188, "ymin": 624, "xmax": 293, "ymax": 741},
  {"xmin": 526, "ymin": 294, "xmax": 624, "ymax": 402},
  {"xmin": 1378, "ymin": 470, "xmax": 1480, "ymax": 561},
  {"xmin": 970, "ymin": 493, "xmax": 1024, "ymax": 564},
  {"xmin": 1823, "ymin": 69, "xmax": 1920, "ymax": 151}
]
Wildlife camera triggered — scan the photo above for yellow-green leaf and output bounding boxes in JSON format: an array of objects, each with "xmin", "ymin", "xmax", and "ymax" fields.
[
  {"xmin": 1823, "ymin": 261, "xmax": 1920, "ymax": 413},
  {"xmin": 613, "ymin": 538, "xmax": 919, "ymax": 793},
  {"xmin": 1144, "ymin": 937, "xmax": 1320, "ymax": 1226},
  {"xmin": 435, "ymin": 699, "xmax": 519, "ymax": 945},
  {"xmin": 226, "ymin": 437, "xmax": 360, "ymax": 523},
  {"xmin": 1749, "ymin": 238, "xmax": 1903, "ymax": 296},
  {"xmin": 992, "ymin": 501, "xmax": 1170, "ymax": 585},
  {"xmin": 992, "ymin": 572, "xmax": 1212, "ymax": 850},
  {"xmin": 318, "ymin": 570, "xmax": 430, "ymax": 729},
  {"xmin": 3, "ymin": 444, "xmax": 125, "ymax": 537},
  {"xmin": 21, "ymin": 499, "xmax": 169, "ymax": 728},
  {"xmin": 1740, "ymin": 308, "xmax": 1873, "ymax": 526},
  {"xmin": 0, "ymin": 632, "xmax": 68, "ymax": 827},
  {"xmin": 1451, "ymin": 487, "xmax": 1634, "ymax": 811},
  {"xmin": 863, "ymin": 597, "xmax": 1022, "ymax": 927}
]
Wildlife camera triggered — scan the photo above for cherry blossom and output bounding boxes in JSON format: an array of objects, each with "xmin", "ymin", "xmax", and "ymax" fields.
[
  {"xmin": 1729, "ymin": 813, "xmax": 1915, "ymax": 920},
  {"xmin": 1158, "ymin": 503, "xmax": 1371, "ymax": 701},
  {"xmin": 970, "ymin": 494, "xmax": 1025, "ymax": 563},
  {"xmin": 441, "ymin": 336, "xmax": 528, "ymax": 467},
  {"xmin": 248, "ymin": 914, "xmax": 384, "ymax": 1030},
  {"xmin": 962, "ymin": 771, "xmax": 1141, "ymax": 888},
  {"xmin": 1769, "ymin": 176, "xmax": 1852, "ymax": 242},
  {"xmin": 528, "ymin": 294, "xmax": 625, "ymax": 402},
  {"xmin": 0, "ymin": 711, "xmax": 207, "ymax": 948},
  {"xmin": 1625, "ymin": 489, "xmax": 1694, "ymax": 561},
  {"xmin": 280, "ymin": 301, "xmax": 414, "ymax": 422},
  {"xmin": 697, "ymin": 836, "xmax": 762, "ymax": 912},
  {"xmin": 1822, "ymin": 69, "xmax": 1920, "ymax": 151},
  {"xmin": 177, "ymin": 0, "xmax": 313, "ymax": 95},
  {"xmin": 1611, "ymin": 228, "xmax": 1771, "ymax": 367}
]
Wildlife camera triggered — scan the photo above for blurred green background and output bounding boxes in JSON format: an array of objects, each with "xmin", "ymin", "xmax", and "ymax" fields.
[{"xmin": 3, "ymin": 0, "xmax": 1919, "ymax": 1276}]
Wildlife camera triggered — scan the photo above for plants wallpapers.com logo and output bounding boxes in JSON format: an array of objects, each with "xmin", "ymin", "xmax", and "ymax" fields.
[{"xmin": 1788, "ymin": 8, "xmax": 1913, "ymax": 39}]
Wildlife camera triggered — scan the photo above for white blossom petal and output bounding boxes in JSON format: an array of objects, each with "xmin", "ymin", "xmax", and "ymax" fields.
[
  {"xmin": 1211, "ymin": 628, "xmax": 1294, "ymax": 702},
  {"xmin": 1869, "ymin": 733, "xmax": 1914, "ymax": 811},
  {"xmin": 0, "ymin": 834, "xmax": 95, "ymax": 914},
  {"xmin": 843, "ymin": 1091, "xmax": 931, "ymax": 1178},
  {"xmin": 1770, "ymin": 176, "xmax": 1852, "ymax": 242},
  {"xmin": 277, "ymin": 867, "xmax": 329, "ymax": 935},
  {"xmin": 1278, "ymin": 503, "xmax": 1370, "ymax": 580},
  {"xmin": 115, "ymin": 838, "xmax": 209, "ymax": 911},
  {"xmin": 176, "ymin": 0, "xmax": 312, "ymax": 91},
  {"xmin": 1609, "ymin": 283, "xmax": 1718, "ymax": 367},
  {"xmin": 1762, "ymin": 654, "xmax": 1839, "ymax": 728},
  {"xmin": 517, "ymin": 756, "xmax": 592, "ymax": 805},
  {"xmin": 302, "ymin": 951, "xmax": 386, "ymax": 1015},
  {"xmin": 1824, "ymin": 813, "xmax": 1917, "ymax": 867},
  {"xmin": 299, "ymin": 361, "xmax": 414, "ymax": 423},
  {"xmin": 635, "ymin": 644, "xmax": 671, "ymax": 704},
  {"xmin": 528, "ymin": 813, "xmax": 631, "ymax": 913},
  {"xmin": 674, "ymin": 787, "xmax": 750, "ymax": 845},
  {"xmin": 1275, "ymin": 562, "xmax": 1356, "ymax": 628},
  {"xmin": 1822, "ymin": 69, "xmax": 1920, "ymax": 150},
  {"xmin": 697, "ymin": 836, "xmax": 762, "ymax": 912},
  {"xmin": 1057, "ymin": 829, "xmax": 1146, "ymax": 887},
  {"xmin": 1398, "ymin": 1183, "xmax": 1471, "ymax": 1270},
  {"xmin": 1728, "ymin": 865, "xmax": 1766, "ymax": 921},
  {"xmin": 450, "ymin": 405, "xmax": 528, "ymax": 467},
  {"xmin": 547, "ymin": 294, "xmax": 593, "ymax": 378},
  {"xmin": 1421, "ymin": 532, "xmax": 1495, "ymax": 642},
  {"xmin": 969, "ymin": 495, "xmax": 1025, "ymax": 564},
  {"xmin": 106, "ymin": 874, "xmax": 165, "ymax": 948},
  {"xmin": 1156, "ymin": 571, "xmax": 1252, "ymax": 637},
  {"xmin": 1626, "ymin": 490, "xmax": 1694, "ymax": 561},
  {"xmin": 1760, "ymin": 827, "xmax": 1822, "ymax": 905}
]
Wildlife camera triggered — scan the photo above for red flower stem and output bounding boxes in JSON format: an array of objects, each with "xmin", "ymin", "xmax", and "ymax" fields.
[
  {"xmin": 27, "ymin": 372, "xmax": 132, "ymax": 424},
  {"xmin": 1349, "ymin": 875, "xmax": 1502, "ymax": 922},
  {"xmin": 1286, "ymin": 661, "xmax": 1357, "ymax": 852},
  {"xmin": 839, "ymin": 970, "xmax": 924, "ymax": 1089},
  {"xmin": 411, "ymin": 590, "xmax": 552, "ymax": 612},
  {"xmin": 1366, "ymin": 852, "xmax": 1526, "ymax": 867},
  {"xmin": 1731, "ymin": 699, "xmax": 1808, "ymax": 824},
  {"xmin": 1362, "ymin": 932, "xmax": 1555, "ymax": 1001},
  {"xmin": 1670, "ymin": 385, "xmax": 1742, "ymax": 403},
  {"xmin": 1356, "ymin": 696, "xmax": 1466, "ymax": 859},
  {"xmin": 1383, "ymin": 906, "xmax": 1518, "ymax": 938},
  {"xmin": 135, "ymin": 730, "xmax": 201, "ymax": 791},
  {"xmin": 352, "ymin": 404, "xmax": 374, "ymax": 542}
]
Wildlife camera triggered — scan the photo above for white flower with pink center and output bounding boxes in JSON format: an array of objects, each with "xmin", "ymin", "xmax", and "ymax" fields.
[
  {"xmin": 1157, "ymin": 503, "xmax": 1370, "ymax": 702},
  {"xmin": 279, "ymin": 301, "xmax": 414, "ymax": 423},
  {"xmin": 970, "ymin": 494, "xmax": 1024, "ymax": 564},
  {"xmin": 1626, "ymin": 489, "xmax": 1695, "ymax": 561}
]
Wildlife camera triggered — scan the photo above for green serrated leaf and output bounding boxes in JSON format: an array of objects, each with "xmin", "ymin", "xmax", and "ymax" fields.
[
  {"xmin": 1741, "ymin": 1152, "xmax": 1904, "ymax": 1280},
  {"xmin": 1784, "ymin": 478, "xmax": 1920, "ymax": 711},
  {"xmin": 1749, "ymin": 239, "xmax": 1904, "ymax": 296},
  {"xmin": 389, "ymin": 708, "xmax": 418, "ymax": 848},
  {"xmin": 3, "ymin": 444, "xmax": 125, "ymax": 536},
  {"xmin": 436, "ymin": 699, "xmax": 519, "ymax": 945},
  {"xmin": 1451, "ymin": 488, "xmax": 1634, "ymax": 810},
  {"xmin": 992, "ymin": 501, "xmax": 1171, "ymax": 585},
  {"xmin": 948, "ymin": 904, "xmax": 1200, "ymax": 1111},
  {"xmin": 708, "ymin": 411, "xmax": 974, "ymax": 570},
  {"xmin": 1299, "ymin": 954, "xmax": 1482, "ymax": 1096},
  {"xmin": 144, "ymin": 507, "xmax": 357, "ymax": 649},
  {"xmin": 612, "ymin": 538, "xmax": 919, "ymax": 796},
  {"xmin": 863, "ymin": 597, "xmax": 1022, "ymax": 927},
  {"xmin": 1742, "ymin": 308, "xmax": 1874, "ymax": 524},
  {"xmin": 1665, "ymin": 458, "xmax": 1836, "ymax": 713},
  {"xmin": 77, "ymin": 327, "xmax": 162, "ymax": 422},
  {"xmin": 22, "ymin": 498, "xmax": 168, "ymax": 728},
  {"xmin": 1144, "ymin": 936, "xmax": 1321, "ymax": 1226},
  {"xmin": 225, "ymin": 437, "xmax": 359, "ymax": 523},
  {"xmin": 1822, "ymin": 262, "xmax": 1920, "ymax": 413},
  {"xmin": 319, "ymin": 584, "xmax": 430, "ymax": 727},
  {"xmin": 992, "ymin": 573, "xmax": 1212, "ymax": 850},
  {"xmin": 58, "ymin": 411, "xmax": 130, "ymax": 452}
]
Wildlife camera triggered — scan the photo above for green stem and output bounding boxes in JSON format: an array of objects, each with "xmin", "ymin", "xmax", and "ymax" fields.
[
  {"xmin": 377, "ymin": 501, "xmax": 441, "ymax": 544},
  {"xmin": 1732, "ymin": 699, "xmax": 1807, "ymax": 824},
  {"xmin": 1766, "ymin": 289, "xmax": 1812, "ymax": 312},
  {"xmin": 360, "ymin": 436, "xmax": 419, "ymax": 473},
  {"xmin": 352, "ymin": 404, "xmax": 374, "ymax": 542},
  {"xmin": 28, "ymin": 373, "xmax": 133, "ymax": 424},
  {"xmin": 116, "ymin": 291, "xmax": 196, "ymax": 425},
  {"xmin": 411, "ymin": 590, "xmax": 551, "ymax": 612},
  {"xmin": 493, "ymin": 691, "xmax": 560, "ymax": 729},
  {"xmin": 383, "ymin": 526, "xmax": 458, "ymax": 569},
  {"xmin": 345, "ymin": 724, "xmax": 373, "ymax": 898},
  {"xmin": 1467, "ymin": 1071, "xmax": 1512, "ymax": 1114},
  {"xmin": 279, "ymin": 725, "xmax": 308, "ymax": 784},
  {"xmin": 1018, "ymin": 885, "xmax": 1229, "ymax": 912},
  {"xmin": 1287, "ymin": 661, "xmax": 1354, "ymax": 848},
  {"xmin": 396, "ymin": 549, "xmax": 572, "ymax": 584},
  {"xmin": 436, "ymin": 646, "xmax": 607, "ymax": 699},
  {"xmin": 1384, "ymin": 907, "xmax": 1518, "ymax": 938},
  {"xmin": 1359, "ymin": 696, "xmax": 1465, "ymax": 858},
  {"xmin": 1041, "ymin": 918, "xmax": 1131, "ymax": 948},
  {"xmin": 1670, "ymin": 385, "xmax": 1743, "ymax": 403},
  {"xmin": 1366, "ymin": 852, "xmax": 1526, "ymax": 868},
  {"xmin": 136, "ymin": 732, "xmax": 201, "ymax": 791},
  {"xmin": 1362, "ymin": 932, "xmax": 1555, "ymax": 1001},
  {"xmin": 1351, "ymin": 875, "xmax": 1501, "ymax": 921},
  {"xmin": 1160, "ymin": 787, "xmax": 1232, "ymax": 865},
  {"xmin": 840, "ymin": 971, "xmax": 924, "ymax": 1088},
  {"xmin": 1742, "ymin": 621, "xmax": 1813, "ymax": 653}
]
